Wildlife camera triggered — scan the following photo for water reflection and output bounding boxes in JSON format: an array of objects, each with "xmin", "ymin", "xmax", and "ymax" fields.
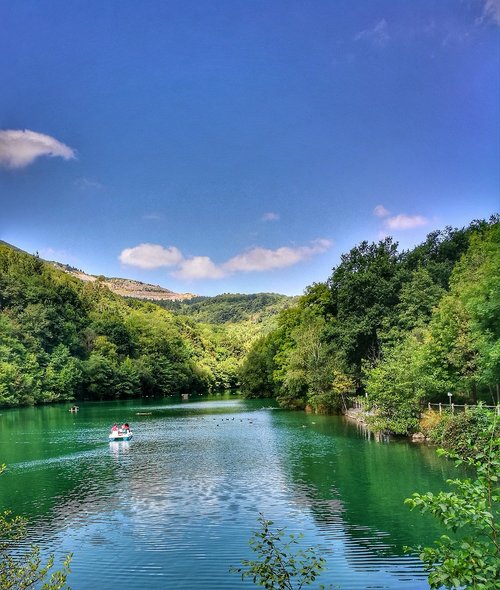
[
  {"xmin": 0, "ymin": 397, "xmax": 457, "ymax": 589},
  {"xmin": 109, "ymin": 441, "xmax": 131, "ymax": 457}
]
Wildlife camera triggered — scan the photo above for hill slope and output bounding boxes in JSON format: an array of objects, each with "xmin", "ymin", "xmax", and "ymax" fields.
[
  {"xmin": 0, "ymin": 240, "xmax": 295, "ymax": 406},
  {"xmin": 0, "ymin": 241, "xmax": 196, "ymax": 301},
  {"xmin": 50, "ymin": 262, "xmax": 196, "ymax": 302},
  {"xmin": 158, "ymin": 292, "xmax": 297, "ymax": 324}
]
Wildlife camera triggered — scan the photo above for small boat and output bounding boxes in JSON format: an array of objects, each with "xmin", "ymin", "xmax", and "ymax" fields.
[
  {"xmin": 108, "ymin": 429, "xmax": 133, "ymax": 442},
  {"xmin": 69, "ymin": 406, "xmax": 79, "ymax": 413}
]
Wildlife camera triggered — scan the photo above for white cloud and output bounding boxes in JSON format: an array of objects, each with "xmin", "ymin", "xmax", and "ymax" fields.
[
  {"xmin": 262, "ymin": 212, "xmax": 280, "ymax": 222},
  {"xmin": 172, "ymin": 256, "xmax": 226, "ymax": 280},
  {"xmin": 373, "ymin": 204, "xmax": 390, "ymax": 218},
  {"xmin": 354, "ymin": 19, "xmax": 390, "ymax": 46},
  {"xmin": 223, "ymin": 239, "xmax": 332, "ymax": 273},
  {"xmin": 384, "ymin": 214, "xmax": 428, "ymax": 230},
  {"xmin": 0, "ymin": 129, "xmax": 76, "ymax": 169},
  {"xmin": 119, "ymin": 243, "xmax": 183, "ymax": 269},
  {"xmin": 482, "ymin": 0, "xmax": 500, "ymax": 26},
  {"xmin": 119, "ymin": 238, "xmax": 332, "ymax": 281},
  {"xmin": 143, "ymin": 212, "xmax": 163, "ymax": 220},
  {"xmin": 75, "ymin": 177, "xmax": 103, "ymax": 190}
]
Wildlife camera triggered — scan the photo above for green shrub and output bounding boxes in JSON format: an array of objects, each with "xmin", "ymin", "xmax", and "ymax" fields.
[
  {"xmin": 427, "ymin": 405, "xmax": 497, "ymax": 459},
  {"xmin": 406, "ymin": 422, "xmax": 499, "ymax": 589}
]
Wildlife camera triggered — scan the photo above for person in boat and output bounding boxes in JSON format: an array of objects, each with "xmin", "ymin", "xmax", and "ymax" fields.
[
  {"xmin": 111, "ymin": 423, "xmax": 118, "ymax": 432},
  {"xmin": 121, "ymin": 423, "xmax": 130, "ymax": 433}
]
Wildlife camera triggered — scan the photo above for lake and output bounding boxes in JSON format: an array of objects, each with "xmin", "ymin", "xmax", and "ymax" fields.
[{"xmin": 0, "ymin": 395, "xmax": 457, "ymax": 589}]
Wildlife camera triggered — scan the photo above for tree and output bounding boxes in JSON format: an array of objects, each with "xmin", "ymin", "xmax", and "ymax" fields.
[
  {"xmin": 402, "ymin": 219, "xmax": 498, "ymax": 286},
  {"xmin": 330, "ymin": 368, "xmax": 357, "ymax": 412},
  {"xmin": 276, "ymin": 315, "xmax": 341, "ymax": 412},
  {"xmin": 81, "ymin": 352, "xmax": 117, "ymax": 400},
  {"xmin": 43, "ymin": 345, "xmax": 82, "ymax": 402},
  {"xmin": 364, "ymin": 330, "xmax": 427, "ymax": 434},
  {"xmin": 240, "ymin": 334, "xmax": 279, "ymax": 398},
  {"xmin": 392, "ymin": 268, "xmax": 444, "ymax": 335},
  {"xmin": 450, "ymin": 224, "xmax": 500, "ymax": 400},
  {"xmin": 0, "ymin": 466, "xmax": 72, "ymax": 589},
  {"xmin": 115, "ymin": 357, "xmax": 140, "ymax": 397},
  {"xmin": 231, "ymin": 515, "xmax": 329, "ymax": 590},
  {"xmin": 405, "ymin": 420, "xmax": 499, "ymax": 589},
  {"xmin": 326, "ymin": 237, "xmax": 402, "ymax": 377},
  {"xmin": 414, "ymin": 222, "xmax": 500, "ymax": 404}
]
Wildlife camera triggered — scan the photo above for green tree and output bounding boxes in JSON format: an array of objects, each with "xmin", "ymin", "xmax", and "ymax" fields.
[
  {"xmin": 283, "ymin": 317, "xmax": 337, "ymax": 413},
  {"xmin": 81, "ymin": 352, "xmax": 117, "ymax": 400},
  {"xmin": 451, "ymin": 224, "xmax": 500, "ymax": 401},
  {"xmin": 43, "ymin": 345, "xmax": 82, "ymax": 402},
  {"xmin": 115, "ymin": 357, "xmax": 140, "ymax": 397},
  {"xmin": 231, "ymin": 515, "xmax": 328, "ymax": 590},
  {"xmin": 405, "ymin": 421, "xmax": 499, "ymax": 589},
  {"xmin": 0, "ymin": 466, "xmax": 72, "ymax": 589},
  {"xmin": 392, "ymin": 268, "xmax": 444, "ymax": 335},
  {"xmin": 364, "ymin": 330, "xmax": 426, "ymax": 434},
  {"xmin": 240, "ymin": 334, "xmax": 279, "ymax": 398},
  {"xmin": 326, "ymin": 237, "xmax": 402, "ymax": 377},
  {"xmin": 415, "ymin": 222, "xmax": 500, "ymax": 404}
]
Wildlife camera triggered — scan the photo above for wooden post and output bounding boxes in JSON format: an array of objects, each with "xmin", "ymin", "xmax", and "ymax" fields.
[
  {"xmin": 439, "ymin": 403, "xmax": 442, "ymax": 414},
  {"xmin": 451, "ymin": 403, "xmax": 454, "ymax": 413},
  {"xmin": 428, "ymin": 402, "xmax": 431, "ymax": 410}
]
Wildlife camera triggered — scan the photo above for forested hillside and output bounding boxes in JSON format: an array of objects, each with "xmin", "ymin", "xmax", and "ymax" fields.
[
  {"xmin": 0, "ymin": 245, "xmax": 279, "ymax": 405},
  {"xmin": 2, "ymin": 216, "xmax": 498, "ymax": 422},
  {"xmin": 240, "ymin": 217, "xmax": 500, "ymax": 434},
  {"xmin": 158, "ymin": 292, "xmax": 296, "ymax": 324}
]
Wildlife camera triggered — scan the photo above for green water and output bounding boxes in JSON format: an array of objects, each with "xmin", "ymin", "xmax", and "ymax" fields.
[{"xmin": 0, "ymin": 396, "xmax": 457, "ymax": 589}]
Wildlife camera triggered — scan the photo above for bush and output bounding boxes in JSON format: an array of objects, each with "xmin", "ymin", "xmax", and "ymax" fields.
[
  {"xmin": 405, "ymin": 421, "xmax": 500, "ymax": 589},
  {"xmin": 231, "ymin": 514, "xmax": 330, "ymax": 590},
  {"xmin": 0, "ymin": 465, "xmax": 72, "ymax": 589},
  {"xmin": 419, "ymin": 409, "xmax": 442, "ymax": 437},
  {"xmin": 427, "ymin": 405, "xmax": 498, "ymax": 459}
]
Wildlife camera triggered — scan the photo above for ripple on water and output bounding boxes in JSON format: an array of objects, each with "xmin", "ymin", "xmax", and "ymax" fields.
[{"xmin": 0, "ymin": 399, "xmax": 452, "ymax": 589}]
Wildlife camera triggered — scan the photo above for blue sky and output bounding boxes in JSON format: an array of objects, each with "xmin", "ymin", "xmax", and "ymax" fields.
[{"xmin": 1, "ymin": 0, "xmax": 499, "ymax": 296}]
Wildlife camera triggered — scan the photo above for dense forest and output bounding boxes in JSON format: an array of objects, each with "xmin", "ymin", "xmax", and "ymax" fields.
[
  {"xmin": 240, "ymin": 217, "xmax": 500, "ymax": 434},
  {"xmin": 0, "ymin": 244, "xmax": 286, "ymax": 404}
]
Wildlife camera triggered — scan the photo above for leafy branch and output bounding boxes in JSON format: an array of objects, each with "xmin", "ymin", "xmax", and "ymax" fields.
[
  {"xmin": 405, "ymin": 422, "xmax": 499, "ymax": 589},
  {"xmin": 0, "ymin": 465, "xmax": 72, "ymax": 590},
  {"xmin": 230, "ymin": 514, "xmax": 331, "ymax": 590}
]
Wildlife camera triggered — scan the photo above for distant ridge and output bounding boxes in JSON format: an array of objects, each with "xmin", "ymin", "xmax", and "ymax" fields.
[
  {"xmin": 0, "ymin": 240, "xmax": 196, "ymax": 302},
  {"xmin": 0, "ymin": 240, "xmax": 23, "ymax": 252},
  {"xmin": 52, "ymin": 262, "xmax": 197, "ymax": 301}
]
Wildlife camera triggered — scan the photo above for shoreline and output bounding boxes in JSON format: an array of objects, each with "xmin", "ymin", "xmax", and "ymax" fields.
[{"xmin": 343, "ymin": 406, "xmax": 428, "ymax": 443}]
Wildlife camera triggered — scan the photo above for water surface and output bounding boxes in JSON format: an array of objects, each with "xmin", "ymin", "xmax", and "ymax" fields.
[{"xmin": 0, "ymin": 396, "xmax": 456, "ymax": 589}]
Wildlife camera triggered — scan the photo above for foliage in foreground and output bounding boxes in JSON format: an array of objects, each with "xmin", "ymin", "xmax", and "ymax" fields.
[
  {"xmin": 0, "ymin": 466, "xmax": 72, "ymax": 589},
  {"xmin": 405, "ymin": 422, "xmax": 500, "ymax": 589},
  {"xmin": 231, "ymin": 515, "xmax": 329, "ymax": 590}
]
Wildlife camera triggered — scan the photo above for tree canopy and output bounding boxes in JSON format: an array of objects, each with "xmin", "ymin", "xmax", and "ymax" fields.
[
  {"xmin": 240, "ymin": 217, "xmax": 500, "ymax": 433},
  {"xmin": 0, "ymin": 245, "xmax": 283, "ymax": 405}
]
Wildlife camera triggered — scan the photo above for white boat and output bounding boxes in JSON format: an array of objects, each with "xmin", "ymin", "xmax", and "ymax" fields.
[{"xmin": 108, "ymin": 428, "xmax": 133, "ymax": 442}]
